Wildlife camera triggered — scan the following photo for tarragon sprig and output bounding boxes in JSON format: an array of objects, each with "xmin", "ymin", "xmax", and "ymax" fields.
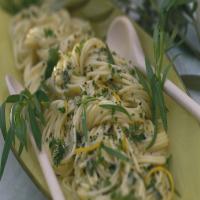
[
  {"xmin": 0, "ymin": 89, "xmax": 49, "ymax": 179},
  {"xmin": 136, "ymin": 2, "xmax": 180, "ymax": 149}
]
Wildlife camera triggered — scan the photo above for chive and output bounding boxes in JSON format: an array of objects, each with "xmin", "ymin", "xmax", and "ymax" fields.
[
  {"xmin": 99, "ymin": 104, "xmax": 131, "ymax": 119},
  {"xmin": 101, "ymin": 143, "xmax": 129, "ymax": 162}
]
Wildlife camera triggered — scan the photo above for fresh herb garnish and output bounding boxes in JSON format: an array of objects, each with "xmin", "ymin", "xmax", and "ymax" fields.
[
  {"xmin": 99, "ymin": 104, "xmax": 131, "ymax": 119},
  {"xmin": 58, "ymin": 107, "xmax": 66, "ymax": 113},
  {"xmin": 44, "ymin": 47, "xmax": 60, "ymax": 80},
  {"xmin": 101, "ymin": 143, "xmax": 129, "ymax": 162},
  {"xmin": 135, "ymin": 2, "xmax": 179, "ymax": 149},
  {"xmin": 115, "ymin": 0, "xmax": 199, "ymax": 54},
  {"xmin": 105, "ymin": 44, "xmax": 115, "ymax": 64},
  {"xmin": 0, "ymin": 89, "xmax": 49, "ymax": 179},
  {"xmin": 123, "ymin": 124, "xmax": 146, "ymax": 142},
  {"xmin": 44, "ymin": 28, "xmax": 55, "ymax": 38},
  {"xmin": 49, "ymin": 137, "xmax": 66, "ymax": 166},
  {"xmin": 82, "ymin": 104, "xmax": 88, "ymax": 142},
  {"xmin": 81, "ymin": 96, "xmax": 97, "ymax": 142}
]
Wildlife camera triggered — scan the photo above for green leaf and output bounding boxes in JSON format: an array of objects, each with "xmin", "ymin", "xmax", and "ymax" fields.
[
  {"xmin": 157, "ymin": 82, "xmax": 168, "ymax": 130},
  {"xmin": 132, "ymin": 134, "xmax": 146, "ymax": 142},
  {"xmin": 15, "ymin": 116, "xmax": 27, "ymax": 151},
  {"xmin": 147, "ymin": 79, "xmax": 158, "ymax": 149},
  {"xmin": 82, "ymin": 104, "xmax": 88, "ymax": 142},
  {"xmin": 82, "ymin": 96, "xmax": 97, "ymax": 105},
  {"xmin": 0, "ymin": 127, "xmax": 15, "ymax": 179},
  {"xmin": 35, "ymin": 89, "xmax": 49, "ymax": 103},
  {"xmin": 28, "ymin": 104, "xmax": 42, "ymax": 150},
  {"xmin": 0, "ymin": 103, "xmax": 7, "ymax": 139},
  {"xmin": 58, "ymin": 107, "xmax": 66, "ymax": 113},
  {"xmin": 161, "ymin": 64, "xmax": 171, "ymax": 87},
  {"xmin": 105, "ymin": 44, "xmax": 115, "ymax": 65},
  {"xmin": 18, "ymin": 143, "xmax": 24, "ymax": 157},
  {"xmin": 101, "ymin": 144, "xmax": 129, "ymax": 162},
  {"xmin": 99, "ymin": 104, "xmax": 131, "ymax": 119},
  {"xmin": 81, "ymin": 96, "xmax": 97, "ymax": 142},
  {"xmin": 135, "ymin": 68, "xmax": 150, "ymax": 95},
  {"xmin": 44, "ymin": 47, "xmax": 60, "ymax": 80},
  {"xmin": 33, "ymin": 96, "xmax": 45, "ymax": 125},
  {"xmin": 0, "ymin": 104, "xmax": 17, "ymax": 180},
  {"xmin": 153, "ymin": 24, "xmax": 160, "ymax": 64},
  {"xmin": 145, "ymin": 58, "xmax": 154, "ymax": 81},
  {"xmin": 6, "ymin": 95, "xmax": 20, "ymax": 103}
]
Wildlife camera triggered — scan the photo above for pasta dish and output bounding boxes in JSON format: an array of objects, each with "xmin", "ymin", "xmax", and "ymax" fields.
[{"xmin": 9, "ymin": 5, "xmax": 173, "ymax": 200}]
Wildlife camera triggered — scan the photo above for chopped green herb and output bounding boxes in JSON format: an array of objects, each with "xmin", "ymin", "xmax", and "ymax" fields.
[
  {"xmin": 105, "ymin": 44, "xmax": 115, "ymax": 65},
  {"xmin": 44, "ymin": 28, "xmax": 55, "ymax": 38},
  {"xmin": 49, "ymin": 137, "xmax": 66, "ymax": 166},
  {"xmin": 44, "ymin": 47, "xmax": 60, "ymax": 80},
  {"xmin": 58, "ymin": 107, "xmax": 66, "ymax": 113}
]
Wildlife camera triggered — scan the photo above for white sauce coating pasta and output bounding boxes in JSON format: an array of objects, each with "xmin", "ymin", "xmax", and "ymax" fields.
[{"xmin": 11, "ymin": 6, "xmax": 173, "ymax": 200}]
